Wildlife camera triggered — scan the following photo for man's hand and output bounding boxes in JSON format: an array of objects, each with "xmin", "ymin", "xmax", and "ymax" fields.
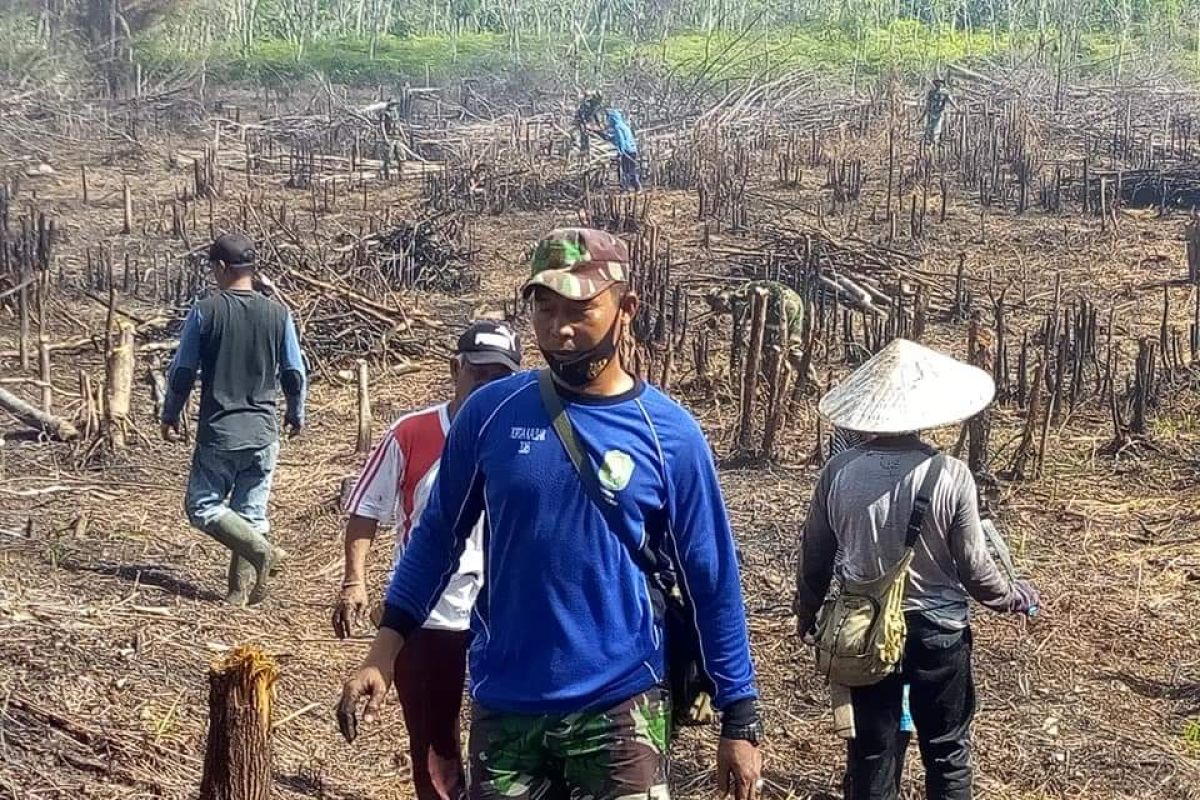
[
  {"xmin": 336, "ymin": 659, "xmax": 392, "ymax": 744},
  {"xmin": 160, "ymin": 421, "xmax": 181, "ymax": 442},
  {"xmin": 284, "ymin": 417, "xmax": 303, "ymax": 438},
  {"xmin": 335, "ymin": 626, "xmax": 404, "ymax": 744},
  {"xmin": 332, "ymin": 582, "xmax": 369, "ymax": 639},
  {"xmin": 797, "ymin": 617, "xmax": 817, "ymax": 646},
  {"xmin": 717, "ymin": 737, "xmax": 762, "ymax": 800},
  {"xmin": 1009, "ymin": 579, "xmax": 1041, "ymax": 617}
]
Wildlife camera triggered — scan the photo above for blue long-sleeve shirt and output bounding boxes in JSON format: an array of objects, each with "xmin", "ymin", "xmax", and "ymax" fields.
[
  {"xmin": 163, "ymin": 289, "xmax": 305, "ymax": 450},
  {"xmin": 599, "ymin": 109, "xmax": 638, "ymax": 157},
  {"xmin": 382, "ymin": 372, "xmax": 758, "ymax": 715}
]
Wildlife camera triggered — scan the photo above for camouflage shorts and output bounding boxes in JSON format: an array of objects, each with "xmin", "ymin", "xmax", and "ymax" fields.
[{"xmin": 468, "ymin": 689, "xmax": 670, "ymax": 800}]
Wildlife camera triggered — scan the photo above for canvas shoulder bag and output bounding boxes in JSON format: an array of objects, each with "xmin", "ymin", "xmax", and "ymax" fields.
[
  {"xmin": 812, "ymin": 453, "xmax": 945, "ymax": 687},
  {"xmin": 536, "ymin": 370, "xmax": 716, "ymax": 731}
]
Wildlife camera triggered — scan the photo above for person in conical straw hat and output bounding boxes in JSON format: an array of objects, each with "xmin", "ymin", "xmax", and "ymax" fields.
[{"xmin": 794, "ymin": 338, "xmax": 1040, "ymax": 800}]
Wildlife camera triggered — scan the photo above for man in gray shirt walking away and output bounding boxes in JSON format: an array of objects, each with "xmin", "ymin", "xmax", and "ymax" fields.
[
  {"xmin": 161, "ymin": 233, "xmax": 306, "ymax": 606},
  {"xmin": 795, "ymin": 338, "xmax": 1040, "ymax": 800}
]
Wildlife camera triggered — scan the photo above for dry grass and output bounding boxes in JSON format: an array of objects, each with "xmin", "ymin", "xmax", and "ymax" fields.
[{"xmin": 1, "ymin": 74, "xmax": 1199, "ymax": 800}]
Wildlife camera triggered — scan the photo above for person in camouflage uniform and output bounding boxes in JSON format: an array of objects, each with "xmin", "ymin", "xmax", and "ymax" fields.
[
  {"xmin": 922, "ymin": 79, "xmax": 958, "ymax": 146},
  {"xmin": 707, "ymin": 280, "xmax": 814, "ymax": 384},
  {"xmin": 470, "ymin": 691, "xmax": 671, "ymax": 800}
]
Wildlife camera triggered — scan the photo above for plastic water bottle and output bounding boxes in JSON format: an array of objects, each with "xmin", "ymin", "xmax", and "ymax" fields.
[{"xmin": 899, "ymin": 684, "xmax": 915, "ymax": 733}]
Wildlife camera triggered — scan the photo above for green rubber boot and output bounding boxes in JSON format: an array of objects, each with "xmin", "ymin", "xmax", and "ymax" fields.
[
  {"xmin": 227, "ymin": 545, "xmax": 288, "ymax": 605},
  {"xmin": 203, "ymin": 512, "xmax": 277, "ymax": 606},
  {"xmin": 226, "ymin": 554, "xmax": 256, "ymax": 606}
]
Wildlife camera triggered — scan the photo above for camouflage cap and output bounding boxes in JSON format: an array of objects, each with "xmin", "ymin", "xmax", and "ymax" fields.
[{"xmin": 521, "ymin": 228, "xmax": 630, "ymax": 301}]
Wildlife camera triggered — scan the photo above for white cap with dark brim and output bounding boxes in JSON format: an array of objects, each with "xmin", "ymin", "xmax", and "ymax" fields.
[{"xmin": 818, "ymin": 338, "xmax": 995, "ymax": 434}]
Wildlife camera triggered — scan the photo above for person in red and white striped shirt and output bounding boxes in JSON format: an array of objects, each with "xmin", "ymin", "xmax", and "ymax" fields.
[{"xmin": 332, "ymin": 320, "xmax": 521, "ymax": 800}]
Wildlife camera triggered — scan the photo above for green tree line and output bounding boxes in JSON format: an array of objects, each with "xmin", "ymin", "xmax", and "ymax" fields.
[{"xmin": 2, "ymin": 0, "xmax": 1199, "ymax": 87}]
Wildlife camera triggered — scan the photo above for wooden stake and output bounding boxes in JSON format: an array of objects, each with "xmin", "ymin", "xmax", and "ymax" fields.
[
  {"xmin": 38, "ymin": 339, "xmax": 52, "ymax": 414},
  {"xmin": 199, "ymin": 646, "xmax": 278, "ymax": 800},
  {"xmin": 1186, "ymin": 214, "xmax": 1200, "ymax": 284},
  {"xmin": 104, "ymin": 323, "xmax": 135, "ymax": 450},
  {"xmin": 1010, "ymin": 355, "xmax": 1045, "ymax": 480},
  {"xmin": 954, "ymin": 253, "xmax": 966, "ymax": 320},
  {"xmin": 761, "ymin": 345, "xmax": 792, "ymax": 461},
  {"xmin": 355, "ymin": 360, "xmax": 371, "ymax": 454},
  {"xmin": 122, "ymin": 179, "xmax": 133, "ymax": 234},
  {"xmin": 737, "ymin": 288, "xmax": 769, "ymax": 453},
  {"xmin": 79, "ymin": 370, "xmax": 97, "ymax": 440},
  {"xmin": 17, "ymin": 282, "xmax": 30, "ymax": 371},
  {"xmin": 1131, "ymin": 338, "xmax": 1154, "ymax": 436}
]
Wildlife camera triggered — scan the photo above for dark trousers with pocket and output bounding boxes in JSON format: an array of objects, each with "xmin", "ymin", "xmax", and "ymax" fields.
[{"xmin": 846, "ymin": 614, "xmax": 975, "ymax": 800}]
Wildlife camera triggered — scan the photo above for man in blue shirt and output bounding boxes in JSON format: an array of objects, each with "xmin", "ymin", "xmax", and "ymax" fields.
[
  {"xmin": 590, "ymin": 108, "xmax": 641, "ymax": 192},
  {"xmin": 161, "ymin": 232, "xmax": 306, "ymax": 606},
  {"xmin": 339, "ymin": 228, "xmax": 762, "ymax": 800}
]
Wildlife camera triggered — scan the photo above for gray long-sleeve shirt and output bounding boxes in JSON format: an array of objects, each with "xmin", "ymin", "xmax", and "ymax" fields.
[{"xmin": 795, "ymin": 435, "xmax": 1016, "ymax": 631}]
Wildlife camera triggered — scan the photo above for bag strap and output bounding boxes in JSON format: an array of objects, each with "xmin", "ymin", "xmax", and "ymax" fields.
[
  {"xmin": 904, "ymin": 454, "xmax": 946, "ymax": 550},
  {"xmin": 537, "ymin": 369, "xmax": 658, "ymax": 575}
]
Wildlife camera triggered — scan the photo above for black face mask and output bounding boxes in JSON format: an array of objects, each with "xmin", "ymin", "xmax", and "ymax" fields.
[{"xmin": 543, "ymin": 308, "xmax": 623, "ymax": 388}]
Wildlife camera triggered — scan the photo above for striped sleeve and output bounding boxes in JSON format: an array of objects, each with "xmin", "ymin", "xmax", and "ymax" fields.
[{"xmin": 344, "ymin": 430, "xmax": 404, "ymax": 525}]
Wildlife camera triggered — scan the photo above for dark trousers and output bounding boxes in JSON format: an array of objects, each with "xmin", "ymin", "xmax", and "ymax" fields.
[
  {"xmin": 844, "ymin": 732, "xmax": 910, "ymax": 798},
  {"xmin": 846, "ymin": 616, "xmax": 975, "ymax": 800},
  {"xmin": 394, "ymin": 627, "xmax": 471, "ymax": 800},
  {"xmin": 618, "ymin": 153, "xmax": 641, "ymax": 191}
]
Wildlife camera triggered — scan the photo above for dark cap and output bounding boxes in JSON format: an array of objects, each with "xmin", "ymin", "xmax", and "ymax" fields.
[
  {"xmin": 456, "ymin": 320, "xmax": 521, "ymax": 372},
  {"xmin": 209, "ymin": 232, "xmax": 256, "ymax": 269}
]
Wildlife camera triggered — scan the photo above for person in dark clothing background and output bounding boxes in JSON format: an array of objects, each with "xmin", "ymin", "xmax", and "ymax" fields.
[
  {"xmin": 573, "ymin": 90, "xmax": 604, "ymax": 153},
  {"xmin": 921, "ymin": 78, "xmax": 958, "ymax": 146},
  {"xmin": 161, "ymin": 232, "xmax": 307, "ymax": 606}
]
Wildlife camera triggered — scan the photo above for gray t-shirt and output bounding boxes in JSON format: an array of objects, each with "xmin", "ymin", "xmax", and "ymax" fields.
[{"xmin": 795, "ymin": 435, "xmax": 1015, "ymax": 630}]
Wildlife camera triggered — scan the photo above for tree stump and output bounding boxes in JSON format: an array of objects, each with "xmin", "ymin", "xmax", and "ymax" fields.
[
  {"xmin": 104, "ymin": 323, "xmax": 135, "ymax": 449},
  {"xmin": 199, "ymin": 646, "xmax": 279, "ymax": 800}
]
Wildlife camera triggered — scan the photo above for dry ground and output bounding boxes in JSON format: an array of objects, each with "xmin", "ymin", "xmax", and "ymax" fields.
[{"xmin": 1, "ymin": 81, "xmax": 1199, "ymax": 800}]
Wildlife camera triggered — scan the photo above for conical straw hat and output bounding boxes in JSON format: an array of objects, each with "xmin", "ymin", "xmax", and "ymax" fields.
[{"xmin": 818, "ymin": 338, "xmax": 995, "ymax": 434}]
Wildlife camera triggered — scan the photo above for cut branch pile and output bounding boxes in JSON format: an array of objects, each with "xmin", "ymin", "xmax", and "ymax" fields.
[
  {"xmin": 336, "ymin": 213, "xmax": 479, "ymax": 293},
  {"xmin": 715, "ymin": 224, "xmax": 952, "ymax": 319},
  {"xmin": 1089, "ymin": 165, "xmax": 1200, "ymax": 210}
]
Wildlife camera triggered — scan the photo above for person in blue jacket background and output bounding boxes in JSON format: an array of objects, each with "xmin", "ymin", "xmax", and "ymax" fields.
[
  {"xmin": 338, "ymin": 228, "xmax": 762, "ymax": 800},
  {"xmin": 592, "ymin": 107, "xmax": 642, "ymax": 192}
]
